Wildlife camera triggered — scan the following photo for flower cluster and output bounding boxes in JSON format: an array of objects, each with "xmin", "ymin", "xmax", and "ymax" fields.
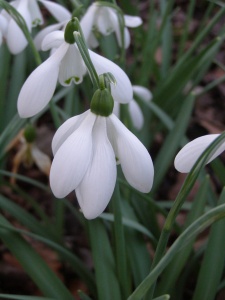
[
  {"xmin": 12, "ymin": 1, "xmax": 154, "ymax": 219},
  {"xmin": 0, "ymin": 0, "xmax": 70, "ymax": 54}
]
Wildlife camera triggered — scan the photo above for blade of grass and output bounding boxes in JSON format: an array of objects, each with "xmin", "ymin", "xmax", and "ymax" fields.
[
  {"xmin": 153, "ymin": 94, "xmax": 195, "ymax": 191},
  {"xmin": 0, "ymin": 219, "xmax": 96, "ymax": 296},
  {"xmin": 88, "ymin": 219, "xmax": 122, "ymax": 300},
  {"xmin": 192, "ymin": 188, "xmax": 225, "ymax": 300},
  {"xmin": 110, "ymin": 183, "xmax": 130, "ymax": 298},
  {"xmin": 128, "ymin": 202, "xmax": 225, "ymax": 300},
  {"xmin": 155, "ymin": 176, "xmax": 210, "ymax": 294},
  {"xmin": 0, "ymin": 215, "xmax": 74, "ymax": 299},
  {"xmin": 0, "ymin": 295, "xmax": 54, "ymax": 300}
]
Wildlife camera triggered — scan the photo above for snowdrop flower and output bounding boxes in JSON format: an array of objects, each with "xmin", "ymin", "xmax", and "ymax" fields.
[
  {"xmin": 18, "ymin": 25, "xmax": 133, "ymax": 118},
  {"xmin": 0, "ymin": 15, "xmax": 8, "ymax": 47},
  {"xmin": 80, "ymin": 2, "xmax": 142, "ymax": 49},
  {"xmin": 174, "ymin": 134, "xmax": 225, "ymax": 173},
  {"xmin": 50, "ymin": 101, "xmax": 154, "ymax": 219},
  {"xmin": 113, "ymin": 85, "xmax": 152, "ymax": 130},
  {"xmin": 1, "ymin": 0, "xmax": 70, "ymax": 54}
]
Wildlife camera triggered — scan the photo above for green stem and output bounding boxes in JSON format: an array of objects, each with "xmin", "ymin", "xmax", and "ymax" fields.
[
  {"xmin": 111, "ymin": 182, "xmax": 130, "ymax": 298},
  {"xmin": 74, "ymin": 32, "xmax": 99, "ymax": 90}
]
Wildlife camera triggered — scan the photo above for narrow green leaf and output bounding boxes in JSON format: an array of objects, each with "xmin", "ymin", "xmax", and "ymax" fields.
[
  {"xmin": 153, "ymin": 295, "xmax": 170, "ymax": 300},
  {"xmin": 128, "ymin": 203, "xmax": 225, "ymax": 300},
  {"xmin": 88, "ymin": 219, "xmax": 122, "ymax": 300},
  {"xmin": 0, "ymin": 294, "xmax": 54, "ymax": 300},
  {"xmin": 0, "ymin": 215, "xmax": 74, "ymax": 300},
  {"xmin": 78, "ymin": 290, "xmax": 93, "ymax": 300},
  {"xmin": 0, "ymin": 220, "xmax": 96, "ymax": 296},
  {"xmin": 193, "ymin": 189, "xmax": 225, "ymax": 300},
  {"xmin": 110, "ymin": 184, "xmax": 130, "ymax": 298},
  {"xmin": 153, "ymin": 94, "xmax": 195, "ymax": 191},
  {"xmin": 156, "ymin": 176, "xmax": 210, "ymax": 294}
]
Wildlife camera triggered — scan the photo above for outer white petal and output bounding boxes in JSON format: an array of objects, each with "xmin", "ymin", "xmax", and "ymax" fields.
[
  {"xmin": 58, "ymin": 44, "xmax": 87, "ymax": 86},
  {"xmin": 41, "ymin": 30, "xmax": 64, "ymax": 51},
  {"xmin": 124, "ymin": 15, "xmax": 143, "ymax": 28},
  {"xmin": 97, "ymin": 8, "xmax": 114, "ymax": 35},
  {"xmin": 17, "ymin": 42, "xmax": 69, "ymax": 118},
  {"xmin": 128, "ymin": 100, "xmax": 144, "ymax": 130},
  {"xmin": 38, "ymin": 0, "xmax": 71, "ymax": 22},
  {"xmin": 76, "ymin": 117, "xmax": 117, "ymax": 219},
  {"xmin": 80, "ymin": 4, "xmax": 98, "ymax": 42},
  {"xmin": 89, "ymin": 50, "xmax": 133, "ymax": 104},
  {"xmin": 7, "ymin": 0, "xmax": 32, "ymax": 54},
  {"xmin": 174, "ymin": 134, "xmax": 225, "ymax": 173},
  {"xmin": 28, "ymin": 0, "xmax": 43, "ymax": 26},
  {"xmin": 133, "ymin": 85, "xmax": 152, "ymax": 102},
  {"xmin": 107, "ymin": 114, "xmax": 154, "ymax": 192},
  {"xmin": 34, "ymin": 23, "xmax": 64, "ymax": 50},
  {"xmin": 52, "ymin": 110, "xmax": 89, "ymax": 155},
  {"xmin": 50, "ymin": 112, "xmax": 96, "ymax": 198},
  {"xmin": 0, "ymin": 31, "xmax": 2, "ymax": 47},
  {"xmin": 0, "ymin": 14, "xmax": 8, "ymax": 37}
]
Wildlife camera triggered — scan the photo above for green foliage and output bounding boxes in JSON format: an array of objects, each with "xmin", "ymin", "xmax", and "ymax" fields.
[{"xmin": 1, "ymin": 0, "xmax": 225, "ymax": 299}]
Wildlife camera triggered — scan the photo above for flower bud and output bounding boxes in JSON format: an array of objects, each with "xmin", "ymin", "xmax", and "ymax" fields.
[{"xmin": 90, "ymin": 88, "xmax": 114, "ymax": 117}]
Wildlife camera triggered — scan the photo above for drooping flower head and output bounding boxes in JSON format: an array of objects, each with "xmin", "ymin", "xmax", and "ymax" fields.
[
  {"xmin": 50, "ymin": 87, "xmax": 154, "ymax": 219},
  {"xmin": 17, "ymin": 18, "xmax": 133, "ymax": 118},
  {"xmin": 80, "ymin": 2, "xmax": 142, "ymax": 49},
  {"xmin": 174, "ymin": 134, "xmax": 225, "ymax": 173},
  {"xmin": 1, "ymin": 0, "xmax": 70, "ymax": 54}
]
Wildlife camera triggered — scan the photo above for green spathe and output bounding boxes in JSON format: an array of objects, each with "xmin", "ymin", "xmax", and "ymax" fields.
[
  {"xmin": 91, "ymin": 88, "xmax": 114, "ymax": 117},
  {"xmin": 64, "ymin": 18, "xmax": 79, "ymax": 44}
]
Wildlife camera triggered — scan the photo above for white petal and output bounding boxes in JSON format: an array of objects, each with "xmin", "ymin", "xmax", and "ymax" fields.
[
  {"xmin": 38, "ymin": 0, "xmax": 71, "ymax": 22},
  {"xmin": 0, "ymin": 31, "xmax": 2, "ymax": 47},
  {"xmin": 128, "ymin": 100, "xmax": 144, "ymax": 130},
  {"xmin": 89, "ymin": 50, "xmax": 133, "ymax": 103},
  {"xmin": 124, "ymin": 15, "xmax": 143, "ymax": 28},
  {"xmin": 31, "ymin": 145, "xmax": 51, "ymax": 175},
  {"xmin": 28, "ymin": 0, "xmax": 43, "ymax": 27},
  {"xmin": 58, "ymin": 44, "xmax": 87, "ymax": 86},
  {"xmin": 17, "ymin": 42, "xmax": 69, "ymax": 118},
  {"xmin": 52, "ymin": 110, "xmax": 89, "ymax": 155},
  {"xmin": 112, "ymin": 101, "xmax": 120, "ymax": 118},
  {"xmin": 107, "ymin": 114, "xmax": 154, "ymax": 192},
  {"xmin": 133, "ymin": 85, "xmax": 152, "ymax": 102},
  {"xmin": 80, "ymin": 4, "xmax": 98, "ymax": 42},
  {"xmin": 7, "ymin": 0, "xmax": 32, "ymax": 54},
  {"xmin": 76, "ymin": 117, "xmax": 117, "ymax": 219},
  {"xmin": 50, "ymin": 112, "xmax": 96, "ymax": 198},
  {"xmin": 0, "ymin": 14, "xmax": 8, "ymax": 36},
  {"xmin": 41, "ymin": 30, "xmax": 64, "ymax": 51},
  {"xmin": 34, "ymin": 23, "xmax": 64, "ymax": 50},
  {"xmin": 174, "ymin": 134, "xmax": 225, "ymax": 173},
  {"xmin": 97, "ymin": 7, "xmax": 114, "ymax": 35}
]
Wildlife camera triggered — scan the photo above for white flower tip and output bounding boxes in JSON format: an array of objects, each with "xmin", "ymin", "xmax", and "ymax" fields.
[
  {"xmin": 124, "ymin": 15, "xmax": 143, "ymax": 28},
  {"xmin": 80, "ymin": 208, "xmax": 102, "ymax": 220}
]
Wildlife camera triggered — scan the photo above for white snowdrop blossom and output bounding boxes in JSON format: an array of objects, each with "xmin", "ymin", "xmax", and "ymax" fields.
[
  {"xmin": 17, "ymin": 30, "xmax": 133, "ymax": 118},
  {"xmin": 113, "ymin": 85, "xmax": 152, "ymax": 130},
  {"xmin": 1, "ymin": 0, "xmax": 70, "ymax": 54},
  {"xmin": 174, "ymin": 134, "xmax": 225, "ymax": 173},
  {"xmin": 50, "ymin": 110, "xmax": 154, "ymax": 219},
  {"xmin": 80, "ymin": 2, "xmax": 142, "ymax": 49}
]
